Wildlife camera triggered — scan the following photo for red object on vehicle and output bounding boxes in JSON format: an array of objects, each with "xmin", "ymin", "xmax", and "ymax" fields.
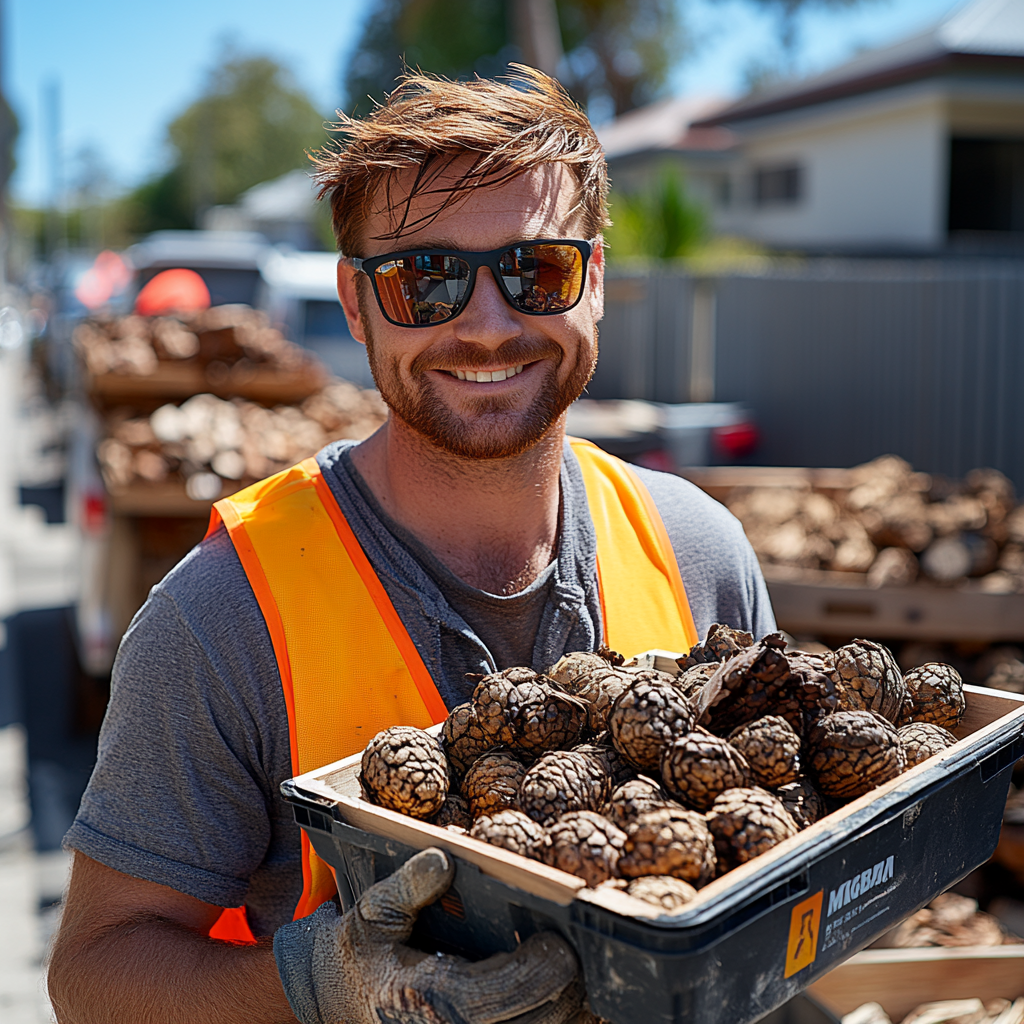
[
  {"xmin": 712, "ymin": 421, "xmax": 759, "ymax": 460},
  {"xmin": 75, "ymin": 250, "xmax": 132, "ymax": 310},
  {"xmin": 135, "ymin": 268, "xmax": 211, "ymax": 316},
  {"xmin": 81, "ymin": 492, "xmax": 108, "ymax": 536}
]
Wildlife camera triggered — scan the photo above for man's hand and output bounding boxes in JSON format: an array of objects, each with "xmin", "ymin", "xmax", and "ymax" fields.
[{"xmin": 274, "ymin": 848, "xmax": 583, "ymax": 1024}]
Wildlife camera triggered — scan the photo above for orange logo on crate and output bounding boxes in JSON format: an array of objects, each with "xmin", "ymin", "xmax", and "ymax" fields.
[{"xmin": 784, "ymin": 891, "xmax": 823, "ymax": 978}]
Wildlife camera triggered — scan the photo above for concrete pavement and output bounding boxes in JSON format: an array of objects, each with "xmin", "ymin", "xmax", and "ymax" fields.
[{"xmin": 0, "ymin": 724, "xmax": 61, "ymax": 1023}]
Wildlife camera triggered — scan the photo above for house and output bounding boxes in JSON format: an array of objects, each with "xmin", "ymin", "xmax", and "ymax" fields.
[{"xmin": 602, "ymin": 0, "xmax": 1024, "ymax": 254}]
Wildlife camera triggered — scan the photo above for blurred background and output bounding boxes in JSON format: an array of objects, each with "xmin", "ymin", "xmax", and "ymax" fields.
[{"xmin": 1, "ymin": 0, "xmax": 1024, "ymax": 1019}]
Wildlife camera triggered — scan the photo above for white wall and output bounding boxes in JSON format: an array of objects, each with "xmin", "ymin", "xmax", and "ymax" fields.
[{"xmin": 714, "ymin": 83, "xmax": 949, "ymax": 250}]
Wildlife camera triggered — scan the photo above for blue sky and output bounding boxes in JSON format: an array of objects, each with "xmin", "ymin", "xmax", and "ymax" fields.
[{"xmin": 9, "ymin": 0, "xmax": 958, "ymax": 206}]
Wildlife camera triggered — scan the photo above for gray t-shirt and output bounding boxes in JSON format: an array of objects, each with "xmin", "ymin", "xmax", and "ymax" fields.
[{"xmin": 66, "ymin": 440, "xmax": 774, "ymax": 935}]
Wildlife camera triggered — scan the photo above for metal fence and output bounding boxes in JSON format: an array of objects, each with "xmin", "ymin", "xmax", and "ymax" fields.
[{"xmin": 593, "ymin": 260, "xmax": 1024, "ymax": 488}]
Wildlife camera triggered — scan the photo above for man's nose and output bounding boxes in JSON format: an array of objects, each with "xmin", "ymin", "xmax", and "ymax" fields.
[{"xmin": 452, "ymin": 268, "xmax": 522, "ymax": 345}]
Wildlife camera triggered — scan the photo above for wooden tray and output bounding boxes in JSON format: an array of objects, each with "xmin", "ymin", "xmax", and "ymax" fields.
[
  {"xmin": 87, "ymin": 360, "xmax": 327, "ymax": 408},
  {"xmin": 288, "ymin": 685, "xmax": 1024, "ymax": 922},
  {"xmin": 763, "ymin": 568, "xmax": 1024, "ymax": 642},
  {"xmin": 809, "ymin": 945, "xmax": 1024, "ymax": 1020}
]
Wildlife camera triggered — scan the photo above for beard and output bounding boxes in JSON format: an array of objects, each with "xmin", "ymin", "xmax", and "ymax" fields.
[{"xmin": 360, "ymin": 292, "xmax": 597, "ymax": 460}]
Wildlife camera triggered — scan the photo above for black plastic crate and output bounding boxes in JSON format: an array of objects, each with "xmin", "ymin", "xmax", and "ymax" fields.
[{"xmin": 281, "ymin": 686, "xmax": 1024, "ymax": 1024}]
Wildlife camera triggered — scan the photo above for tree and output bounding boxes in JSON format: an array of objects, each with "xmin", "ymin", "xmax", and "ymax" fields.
[
  {"xmin": 125, "ymin": 51, "xmax": 329, "ymax": 233},
  {"xmin": 604, "ymin": 168, "xmax": 706, "ymax": 260},
  {"xmin": 341, "ymin": 0, "xmax": 684, "ymax": 120}
]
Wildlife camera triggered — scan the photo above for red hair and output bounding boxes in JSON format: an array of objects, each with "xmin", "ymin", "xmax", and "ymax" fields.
[{"xmin": 312, "ymin": 65, "xmax": 609, "ymax": 255}]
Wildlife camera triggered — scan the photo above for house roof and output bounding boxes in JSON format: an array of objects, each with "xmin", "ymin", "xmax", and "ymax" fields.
[
  {"xmin": 596, "ymin": 95, "xmax": 736, "ymax": 161},
  {"xmin": 693, "ymin": 0, "xmax": 1024, "ymax": 127}
]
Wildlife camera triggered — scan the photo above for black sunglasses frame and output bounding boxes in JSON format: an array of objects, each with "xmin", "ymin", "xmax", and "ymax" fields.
[{"xmin": 350, "ymin": 238, "xmax": 595, "ymax": 328}]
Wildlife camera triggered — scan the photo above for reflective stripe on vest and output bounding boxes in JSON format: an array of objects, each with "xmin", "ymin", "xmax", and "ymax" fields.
[{"xmin": 204, "ymin": 440, "xmax": 697, "ymax": 943}]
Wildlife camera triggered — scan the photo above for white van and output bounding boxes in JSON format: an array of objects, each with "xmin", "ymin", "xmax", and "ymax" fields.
[{"xmin": 260, "ymin": 250, "xmax": 374, "ymax": 388}]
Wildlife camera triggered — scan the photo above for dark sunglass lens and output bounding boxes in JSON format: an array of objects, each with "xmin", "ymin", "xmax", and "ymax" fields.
[
  {"xmin": 501, "ymin": 244, "xmax": 584, "ymax": 313},
  {"xmin": 373, "ymin": 255, "xmax": 470, "ymax": 325}
]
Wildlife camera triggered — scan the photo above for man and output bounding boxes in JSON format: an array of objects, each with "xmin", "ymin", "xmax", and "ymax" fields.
[{"xmin": 47, "ymin": 68, "xmax": 774, "ymax": 1023}]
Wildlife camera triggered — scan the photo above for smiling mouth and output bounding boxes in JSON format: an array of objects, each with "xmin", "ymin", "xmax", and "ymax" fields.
[{"xmin": 445, "ymin": 363, "xmax": 525, "ymax": 382}]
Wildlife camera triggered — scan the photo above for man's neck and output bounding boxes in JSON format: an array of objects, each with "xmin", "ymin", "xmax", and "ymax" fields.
[{"xmin": 350, "ymin": 420, "xmax": 565, "ymax": 595}]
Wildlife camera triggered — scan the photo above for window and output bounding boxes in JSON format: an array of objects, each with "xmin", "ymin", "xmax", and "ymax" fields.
[
  {"xmin": 948, "ymin": 137, "xmax": 1024, "ymax": 233},
  {"xmin": 754, "ymin": 164, "xmax": 803, "ymax": 206}
]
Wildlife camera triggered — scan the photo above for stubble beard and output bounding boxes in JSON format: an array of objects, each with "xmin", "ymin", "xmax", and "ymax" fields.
[{"xmin": 360, "ymin": 292, "xmax": 597, "ymax": 460}]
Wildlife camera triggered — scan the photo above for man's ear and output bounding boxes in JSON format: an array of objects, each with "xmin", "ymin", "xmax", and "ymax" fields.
[
  {"xmin": 588, "ymin": 236, "xmax": 605, "ymax": 325},
  {"xmin": 337, "ymin": 259, "xmax": 367, "ymax": 345}
]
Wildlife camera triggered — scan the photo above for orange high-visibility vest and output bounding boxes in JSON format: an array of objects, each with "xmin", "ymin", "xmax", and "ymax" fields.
[{"xmin": 204, "ymin": 439, "xmax": 697, "ymax": 944}]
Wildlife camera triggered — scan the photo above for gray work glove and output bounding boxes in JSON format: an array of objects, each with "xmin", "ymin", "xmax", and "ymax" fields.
[{"xmin": 274, "ymin": 848, "xmax": 585, "ymax": 1024}]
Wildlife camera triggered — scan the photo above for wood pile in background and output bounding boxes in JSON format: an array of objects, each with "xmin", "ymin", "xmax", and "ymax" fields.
[
  {"xmin": 80, "ymin": 305, "xmax": 387, "ymax": 513},
  {"xmin": 96, "ymin": 383, "xmax": 387, "ymax": 498},
  {"xmin": 75, "ymin": 304, "xmax": 328, "ymax": 405},
  {"xmin": 718, "ymin": 455, "xmax": 1024, "ymax": 594}
]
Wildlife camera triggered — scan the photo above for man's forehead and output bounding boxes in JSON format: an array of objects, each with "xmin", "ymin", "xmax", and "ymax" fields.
[{"xmin": 363, "ymin": 161, "xmax": 578, "ymax": 253}]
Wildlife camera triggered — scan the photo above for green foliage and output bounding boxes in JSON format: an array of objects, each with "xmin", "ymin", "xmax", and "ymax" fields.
[
  {"xmin": 341, "ymin": 0, "xmax": 684, "ymax": 118},
  {"xmin": 125, "ymin": 52, "xmax": 329, "ymax": 233},
  {"xmin": 604, "ymin": 169, "xmax": 706, "ymax": 261}
]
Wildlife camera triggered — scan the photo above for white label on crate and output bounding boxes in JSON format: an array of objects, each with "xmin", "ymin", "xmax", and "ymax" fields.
[{"xmin": 826, "ymin": 856, "xmax": 894, "ymax": 918}]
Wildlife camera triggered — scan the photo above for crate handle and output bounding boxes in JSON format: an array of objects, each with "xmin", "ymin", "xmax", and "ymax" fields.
[
  {"xmin": 978, "ymin": 734, "xmax": 1024, "ymax": 783},
  {"xmin": 714, "ymin": 870, "xmax": 811, "ymax": 939}
]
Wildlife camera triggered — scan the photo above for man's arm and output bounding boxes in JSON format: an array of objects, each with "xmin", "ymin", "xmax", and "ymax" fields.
[{"xmin": 48, "ymin": 851, "xmax": 297, "ymax": 1024}]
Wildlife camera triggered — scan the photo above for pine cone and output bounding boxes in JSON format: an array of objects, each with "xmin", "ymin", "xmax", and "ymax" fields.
[
  {"xmin": 572, "ymin": 739, "xmax": 635, "ymax": 790},
  {"xmin": 360, "ymin": 726, "xmax": 450, "ymax": 819},
  {"xmin": 506, "ymin": 679, "xmax": 588, "ymax": 758},
  {"xmin": 441, "ymin": 702, "xmax": 497, "ymax": 777},
  {"xmin": 574, "ymin": 665, "xmax": 636, "ymax": 733},
  {"xmin": 727, "ymin": 716, "xmax": 802, "ymax": 788},
  {"xmin": 775, "ymin": 776, "xmax": 826, "ymax": 830},
  {"xmin": 541, "ymin": 811, "xmax": 626, "ymax": 887},
  {"xmin": 519, "ymin": 751, "xmax": 609, "ymax": 826},
  {"xmin": 619, "ymin": 806, "xmax": 716, "ymax": 885},
  {"xmin": 898, "ymin": 721, "xmax": 958, "ymax": 768},
  {"xmin": 699, "ymin": 634, "xmax": 836, "ymax": 735},
  {"xmin": 901, "ymin": 663, "xmax": 965, "ymax": 731},
  {"xmin": 472, "ymin": 669, "xmax": 529, "ymax": 746},
  {"xmin": 678, "ymin": 623, "xmax": 754, "ymax": 669},
  {"xmin": 469, "ymin": 809, "xmax": 544, "ymax": 858},
  {"xmin": 677, "ymin": 663, "xmax": 718, "ymax": 702},
  {"xmin": 707, "ymin": 787, "xmax": 798, "ymax": 872},
  {"xmin": 831, "ymin": 640, "xmax": 908, "ymax": 724},
  {"xmin": 808, "ymin": 710, "xmax": 906, "ymax": 800},
  {"xmin": 660, "ymin": 728, "xmax": 751, "ymax": 811},
  {"xmin": 432, "ymin": 794, "xmax": 472, "ymax": 830},
  {"xmin": 461, "ymin": 752, "xmax": 525, "ymax": 818},
  {"xmin": 547, "ymin": 651, "xmax": 616, "ymax": 693},
  {"xmin": 626, "ymin": 875, "xmax": 698, "ymax": 911},
  {"xmin": 604, "ymin": 777, "xmax": 671, "ymax": 830},
  {"xmin": 609, "ymin": 674, "xmax": 695, "ymax": 770}
]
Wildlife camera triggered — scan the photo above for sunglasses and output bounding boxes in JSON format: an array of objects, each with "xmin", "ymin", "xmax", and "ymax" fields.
[{"xmin": 350, "ymin": 239, "xmax": 594, "ymax": 328}]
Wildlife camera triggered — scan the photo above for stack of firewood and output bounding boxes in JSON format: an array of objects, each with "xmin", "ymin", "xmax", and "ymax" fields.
[
  {"xmin": 725, "ymin": 456, "xmax": 1024, "ymax": 592},
  {"xmin": 74, "ymin": 304, "xmax": 315, "ymax": 377},
  {"xmin": 97, "ymin": 382, "xmax": 387, "ymax": 492},
  {"xmin": 845, "ymin": 998, "xmax": 1024, "ymax": 1024},
  {"xmin": 868, "ymin": 893, "xmax": 1016, "ymax": 949}
]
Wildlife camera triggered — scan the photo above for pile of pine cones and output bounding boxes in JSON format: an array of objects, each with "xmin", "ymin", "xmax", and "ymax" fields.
[
  {"xmin": 97, "ymin": 383, "xmax": 387, "ymax": 490},
  {"xmin": 359, "ymin": 626, "xmax": 966, "ymax": 913},
  {"xmin": 74, "ymin": 305, "xmax": 315, "ymax": 377},
  {"xmin": 725, "ymin": 455, "xmax": 1024, "ymax": 593}
]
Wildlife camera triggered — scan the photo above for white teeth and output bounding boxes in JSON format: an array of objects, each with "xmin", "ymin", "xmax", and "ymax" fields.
[{"xmin": 450, "ymin": 366, "xmax": 522, "ymax": 382}]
